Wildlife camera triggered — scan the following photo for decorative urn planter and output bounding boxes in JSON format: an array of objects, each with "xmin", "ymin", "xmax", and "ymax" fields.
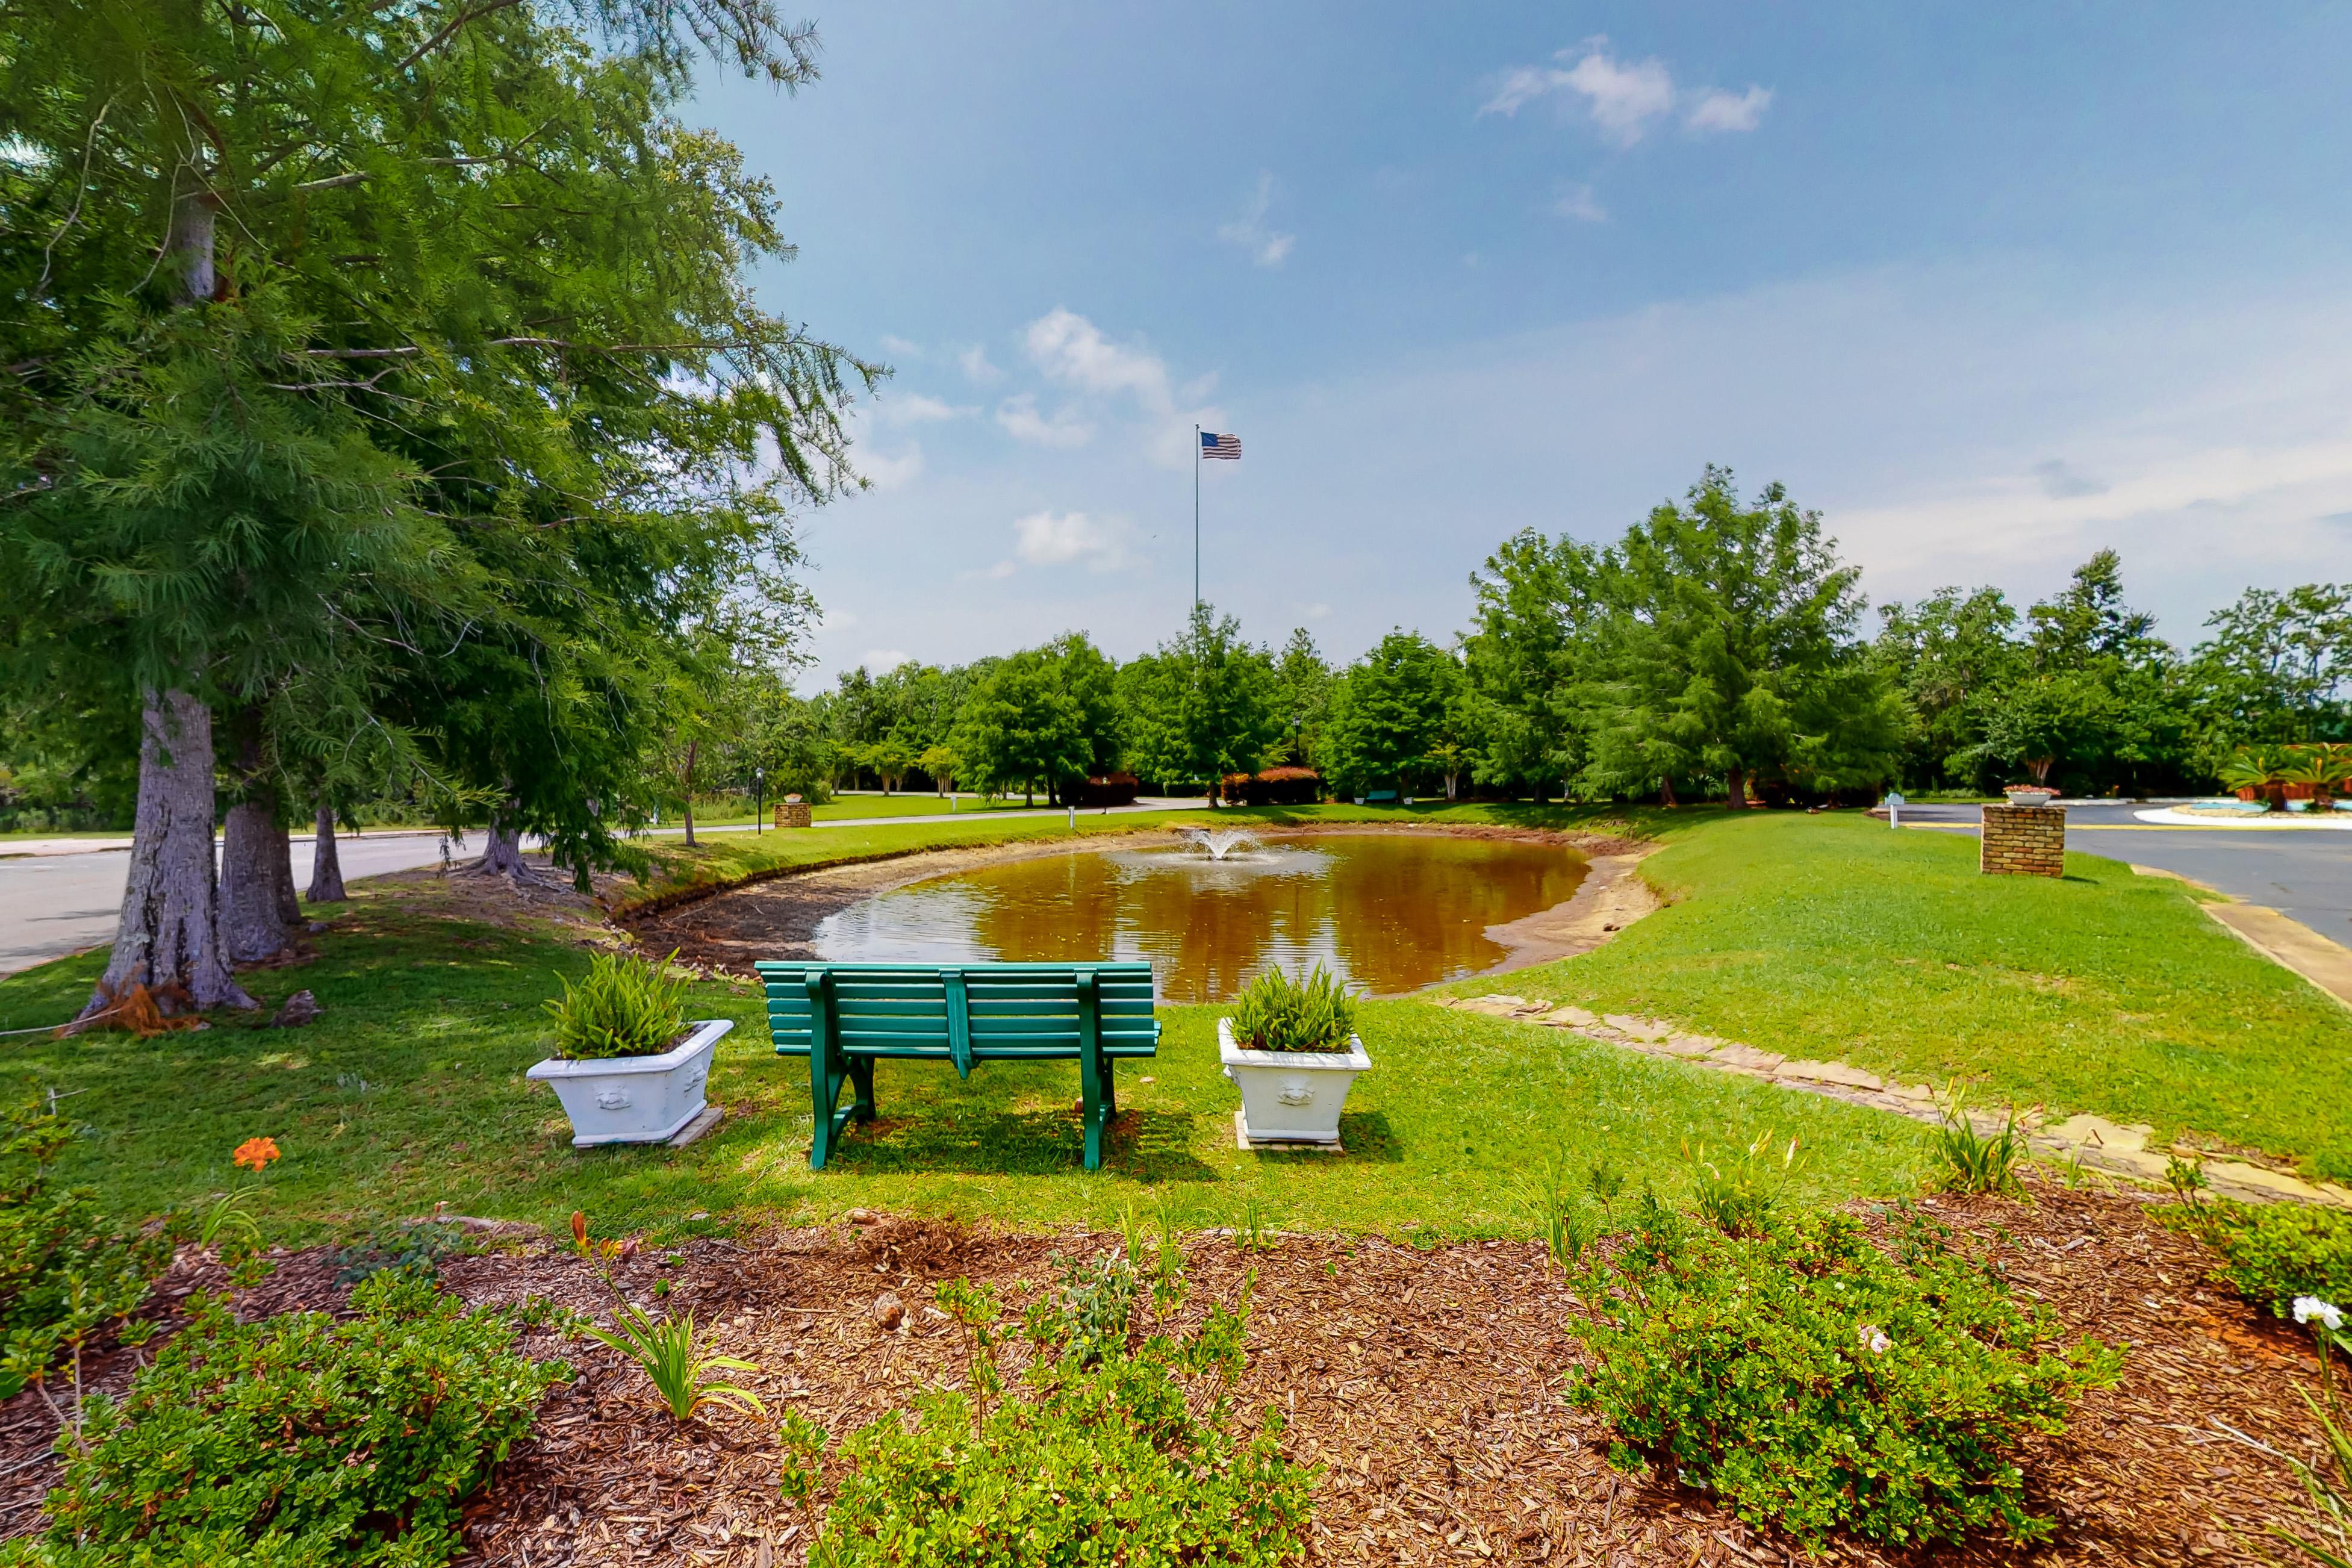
[
  {"xmin": 1218, "ymin": 1016, "xmax": 1370, "ymax": 1145},
  {"xmin": 528, "ymin": 1019, "xmax": 731, "ymax": 1146},
  {"xmin": 2003, "ymin": 785, "xmax": 2058, "ymax": 808}
]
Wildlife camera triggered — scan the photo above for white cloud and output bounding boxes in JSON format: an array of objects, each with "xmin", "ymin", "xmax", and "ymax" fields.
[
  {"xmin": 1025, "ymin": 308, "xmax": 1175, "ymax": 411},
  {"xmin": 879, "ymin": 334, "xmax": 924, "ymax": 359},
  {"xmin": 957, "ymin": 559, "xmax": 1018, "ymax": 583},
  {"xmin": 1013, "ymin": 510, "xmax": 1136, "ymax": 571},
  {"xmin": 873, "ymin": 392, "xmax": 975, "ymax": 427},
  {"xmin": 860, "ymin": 650, "xmax": 912, "ymax": 674},
  {"xmin": 957, "ymin": 344, "xmax": 1002, "ymax": 384},
  {"xmin": 1218, "ymin": 172, "xmax": 1296, "ymax": 268},
  {"xmin": 1685, "ymin": 85, "xmax": 1772, "ymax": 134},
  {"xmin": 1562, "ymin": 46, "xmax": 1677, "ymax": 144},
  {"xmin": 1021, "ymin": 308, "xmax": 1228, "ymax": 468},
  {"xmin": 859, "ymin": 445, "xmax": 926, "ymax": 491},
  {"xmin": 995, "ymin": 393, "xmax": 1095, "ymax": 449},
  {"xmin": 1481, "ymin": 39, "xmax": 1769, "ymax": 145},
  {"xmin": 1554, "ymin": 183, "xmax": 1607, "ymax": 223}
]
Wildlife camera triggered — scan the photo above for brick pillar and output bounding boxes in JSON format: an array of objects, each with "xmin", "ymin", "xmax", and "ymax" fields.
[
  {"xmin": 776, "ymin": 801, "xmax": 812, "ymax": 829},
  {"xmin": 1980, "ymin": 804, "xmax": 2065, "ymax": 876}
]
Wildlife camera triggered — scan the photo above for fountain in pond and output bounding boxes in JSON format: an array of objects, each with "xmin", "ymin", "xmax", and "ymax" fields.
[{"xmin": 1175, "ymin": 824, "xmax": 1262, "ymax": 861}]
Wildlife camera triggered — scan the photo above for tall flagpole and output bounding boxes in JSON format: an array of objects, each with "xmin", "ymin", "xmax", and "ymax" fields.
[{"xmin": 1192, "ymin": 423, "xmax": 1201, "ymax": 610}]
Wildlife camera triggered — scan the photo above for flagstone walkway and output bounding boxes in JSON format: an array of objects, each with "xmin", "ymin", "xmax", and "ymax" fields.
[{"xmin": 1427, "ymin": 991, "xmax": 2352, "ymax": 1209}]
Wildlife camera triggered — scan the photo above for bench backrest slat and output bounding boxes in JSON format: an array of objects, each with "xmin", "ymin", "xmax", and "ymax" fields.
[{"xmin": 756, "ymin": 961, "xmax": 1158, "ymax": 1069}]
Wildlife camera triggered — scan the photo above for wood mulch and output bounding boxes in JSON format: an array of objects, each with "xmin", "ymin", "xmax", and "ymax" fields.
[{"xmin": 0, "ymin": 1182, "xmax": 2332, "ymax": 1566}]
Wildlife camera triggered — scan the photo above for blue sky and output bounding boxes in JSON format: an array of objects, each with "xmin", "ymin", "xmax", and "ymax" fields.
[{"xmin": 686, "ymin": 4, "xmax": 2352, "ymax": 685}]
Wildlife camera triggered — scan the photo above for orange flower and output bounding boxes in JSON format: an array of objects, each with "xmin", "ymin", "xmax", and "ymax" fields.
[
  {"xmin": 571, "ymin": 1210, "xmax": 589, "ymax": 1252},
  {"xmin": 232, "ymin": 1136, "xmax": 281, "ymax": 1172}
]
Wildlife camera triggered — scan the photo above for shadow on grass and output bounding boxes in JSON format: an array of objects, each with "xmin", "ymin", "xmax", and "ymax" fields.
[
  {"xmin": 1236, "ymin": 1110, "xmax": 1404, "ymax": 1164},
  {"xmin": 818, "ymin": 1107, "xmax": 1218, "ymax": 1181}
]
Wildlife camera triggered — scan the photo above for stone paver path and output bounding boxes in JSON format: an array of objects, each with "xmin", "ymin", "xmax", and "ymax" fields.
[{"xmin": 1428, "ymin": 991, "xmax": 2352, "ymax": 1209}]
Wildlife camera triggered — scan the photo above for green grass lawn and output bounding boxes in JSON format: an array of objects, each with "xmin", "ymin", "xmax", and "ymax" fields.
[
  {"xmin": 0, "ymin": 890, "xmax": 1924, "ymax": 1243},
  {"xmin": 683, "ymin": 793, "xmax": 1056, "ymax": 827},
  {"xmin": 1449, "ymin": 810, "xmax": 2352, "ymax": 1180}
]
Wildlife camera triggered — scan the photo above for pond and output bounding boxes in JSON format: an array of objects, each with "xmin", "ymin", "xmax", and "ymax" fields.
[{"xmin": 810, "ymin": 830, "xmax": 1589, "ymax": 1002}]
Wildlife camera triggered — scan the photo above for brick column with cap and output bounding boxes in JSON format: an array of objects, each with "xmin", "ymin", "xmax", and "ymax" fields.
[{"xmin": 1980, "ymin": 804, "xmax": 2065, "ymax": 876}]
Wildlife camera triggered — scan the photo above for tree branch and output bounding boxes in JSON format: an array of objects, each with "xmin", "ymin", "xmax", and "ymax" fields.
[{"xmin": 395, "ymin": 0, "xmax": 525, "ymax": 73}]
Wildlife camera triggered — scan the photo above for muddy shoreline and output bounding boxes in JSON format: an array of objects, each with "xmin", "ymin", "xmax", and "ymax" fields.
[{"xmin": 624, "ymin": 823, "xmax": 1652, "ymax": 983}]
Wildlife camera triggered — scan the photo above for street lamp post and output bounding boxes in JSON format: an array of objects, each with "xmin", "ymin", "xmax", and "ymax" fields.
[{"xmin": 755, "ymin": 768, "xmax": 765, "ymax": 835}]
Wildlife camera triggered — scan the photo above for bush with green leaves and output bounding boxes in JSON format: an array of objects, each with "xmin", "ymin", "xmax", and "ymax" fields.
[
  {"xmin": 543, "ymin": 948, "xmax": 691, "ymax": 1059},
  {"xmin": 1226, "ymin": 964, "xmax": 1355, "ymax": 1053},
  {"xmin": 0, "ymin": 1099, "xmax": 171, "ymax": 1402},
  {"xmin": 8, "ymin": 1271, "xmax": 568, "ymax": 1568},
  {"xmin": 808, "ymin": 1231, "xmax": 1311, "ymax": 1568},
  {"xmin": 2167, "ymin": 1201, "xmax": 2352, "ymax": 1321},
  {"xmin": 1567, "ymin": 1201, "xmax": 2123, "ymax": 1549}
]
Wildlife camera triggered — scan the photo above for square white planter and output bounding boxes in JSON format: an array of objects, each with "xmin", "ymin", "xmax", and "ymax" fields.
[
  {"xmin": 1218, "ymin": 1016, "xmax": 1370, "ymax": 1145},
  {"xmin": 528, "ymin": 1019, "xmax": 732, "ymax": 1147}
]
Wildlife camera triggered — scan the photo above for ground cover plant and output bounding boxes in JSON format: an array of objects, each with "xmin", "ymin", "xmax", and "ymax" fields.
[
  {"xmin": 4, "ymin": 1271, "xmax": 567, "ymax": 1568},
  {"xmin": 1451, "ymin": 808, "xmax": 2352, "ymax": 1179},
  {"xmin": 2164, "ymin": 1199, "xmax": 2352, "ymax": 1321},
  {"xmin": 1568, "ymin": 1196, "xmax": 2124, "ymax": 1548},
  {"xmin": 809, "ymin": 1224, "xmax": 1312, "ymax": 1567},
  {"xmin": 1226, "ymin": 964, "xmax": 1357, "ymax": 1052},
  {"xmin": 0, "ymin": 1100, "xmax": 170, "ymax": 1403}
]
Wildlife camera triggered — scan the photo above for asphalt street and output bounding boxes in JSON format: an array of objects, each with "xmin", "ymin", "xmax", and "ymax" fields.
[
  {"xmin": 0, "ymin": 798, "xmax": 1209, "ymax": 978},
  {"xmin": 1892, "ymin": 800, "xmax": 2352, "ymax": 947}
]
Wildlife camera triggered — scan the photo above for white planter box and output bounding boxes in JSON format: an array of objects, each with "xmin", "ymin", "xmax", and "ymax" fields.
[
  {"xmin": 527, "ymin": 1019, "xmax": 731, "ymax": 1147},
  {"xmin": 1218, "ymin": 1017, "xmax": 1370, "ymax": 1145}
]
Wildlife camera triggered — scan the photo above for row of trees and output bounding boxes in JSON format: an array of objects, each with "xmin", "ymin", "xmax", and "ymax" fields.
[
  {"xmin": 692, "ymin": 468, "xmax": 2348, "ymax": 811},
  {"xmin": 1, "ymin": 0, "xmax": 860, "ymax": 1014}
]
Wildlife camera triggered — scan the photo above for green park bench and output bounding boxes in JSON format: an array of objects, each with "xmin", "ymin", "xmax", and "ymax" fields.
[{"xmin": 755, "ymin": 961, "xmax": 1160, "ymax": 1171}]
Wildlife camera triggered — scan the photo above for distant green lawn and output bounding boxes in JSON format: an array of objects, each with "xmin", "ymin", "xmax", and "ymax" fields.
[
  {"xmin": 0, "ymin": 894, "xmax": 1924, "ymax": 1244},
  {"xmin": 1450, "ymin": 810, "xmax": 2352, "ymax": 1181},
  {"xmin": 683, "ymin": 793, "xmax": 1054, "ymax": 827}
]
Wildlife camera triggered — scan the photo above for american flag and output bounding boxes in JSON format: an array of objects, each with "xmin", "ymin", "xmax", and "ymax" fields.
[{"xmin": 1199, "ymin": 431, "xmax": 1241, "ymax": 459}]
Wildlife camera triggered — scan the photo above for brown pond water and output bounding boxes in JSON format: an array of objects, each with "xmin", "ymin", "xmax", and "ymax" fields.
[{"xmin": 810, "ymin": 832, "xmax": 1588, "ymax": 1002}]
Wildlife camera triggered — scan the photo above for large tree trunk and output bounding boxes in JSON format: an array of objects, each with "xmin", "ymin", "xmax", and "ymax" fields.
[
  {"xmin": 271, "ymin": 819, "xmax": 302, "ymax": 927},
  {"xmin": 308, "ymin": 798, "xmax": 347, "ymax": 902},
  {"xmin": 1724, "ymin": 764, "xmax": 1749, "ymax": 809},
  {"xmin": 219, "ymin": 708, "xmax": 289, "ymax": 963},
  {"xmin": 478, "ymin": 807, "xmax": 529, "ymax": 875},
  {"xmin": 81, "ymin": 691, "xmax": 253, "ymax": 1018},
  {"xmin": 221, "ymin": 795, "xmax": 291, "ymax": 962}
]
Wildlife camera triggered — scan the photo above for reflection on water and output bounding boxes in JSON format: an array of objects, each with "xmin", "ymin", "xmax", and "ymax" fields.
[{"xmin": 811, "ymin": 833, "xmax": 1588, "ymax": 1003}]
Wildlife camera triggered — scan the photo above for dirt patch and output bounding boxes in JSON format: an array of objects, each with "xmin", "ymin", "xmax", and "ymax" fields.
[
  {"xmin": 2, "ymin": 1184, "xmax": 2324, "ymax": 1566},
  {"xmin": 1482, "ymin": 848, "xmax": 1663, "ymax": 972}
]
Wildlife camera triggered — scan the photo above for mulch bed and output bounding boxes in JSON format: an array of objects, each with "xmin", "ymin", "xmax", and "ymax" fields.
[{"xmin": 0, "ymin": 1183, "xmax": 2332, "ymax": 1566}]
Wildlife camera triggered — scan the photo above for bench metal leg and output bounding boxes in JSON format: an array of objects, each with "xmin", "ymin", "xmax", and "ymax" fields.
[
  {"xmin": 848, "ymin": 1057, "xmax": 877, "ymax": 1124},
  {"xmin": 809, "ymin": 1045, "xmax": 848, "ymax": 1169},
  {"xmin": 1078, "ymin": 1048, "xmax": 1112, "ymax": 1171}
]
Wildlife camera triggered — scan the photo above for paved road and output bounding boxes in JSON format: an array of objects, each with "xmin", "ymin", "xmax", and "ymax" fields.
[
  {"xmin": 1894, "ymin": 800, "xmax": 2352, "ymax": 946},
  {"xmin": 0, "ymin": 799, "xmax": 1208, "ymax": 978}
]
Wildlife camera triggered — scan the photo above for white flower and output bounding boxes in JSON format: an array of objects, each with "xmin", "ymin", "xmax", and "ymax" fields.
[
  {"xmin": 2294, "ymin": 1296, "xmax": 2345, "ymax": 1331},
  {"xmin": 1858, "ymin": 1324, "xmax": 1891, "ymax": 1355}
]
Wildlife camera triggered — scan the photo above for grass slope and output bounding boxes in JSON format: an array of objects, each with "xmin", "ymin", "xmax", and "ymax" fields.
[
  {"xmin": 0, "ymin": 877, "xmax": 1920, "ymax": 1244},
  {"xmin": 1452, "ymin": 810, "xmax": 2352, "ymax": 1180}
]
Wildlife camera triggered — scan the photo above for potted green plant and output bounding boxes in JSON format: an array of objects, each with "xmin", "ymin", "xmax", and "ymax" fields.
[
  {"xmin": 1218, "ymin": 965, "xmax": 1370, "ymax": 1145},
  {"xmin": 527, "ymin": 950, "xmax": 730, "ymax": 1146}
]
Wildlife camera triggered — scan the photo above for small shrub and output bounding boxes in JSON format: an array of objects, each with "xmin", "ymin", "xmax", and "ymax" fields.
[
  {"xmin": 14, "ymin": 1271, "xmax": 567, "ymax": 1568},
  {"xmin": 331, "ymin": 1221, "xmax": 479, "ymax": 1287},
  {"xmin": 2169, "ymin": 1202, "xmax": 2352, "ymax": 1321},
  {"xmin": 814, "ymin": 1264, "xmax": 1310, "ymax": 1568},
  {"xmin": 544, "ymin": 948, "xmax": 691, "ymax": 1059},
  {"xmin": 1568, "ymin": 1207, "xmax": 2123, "ymax": 1548},
  {"xmin": 0, "ymin": 1099, "xmax": 171, "ymax": 1402},
  {"xmin": 1226, "ymin": 964, "xmax": 1356, "ymax": 1053}
]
